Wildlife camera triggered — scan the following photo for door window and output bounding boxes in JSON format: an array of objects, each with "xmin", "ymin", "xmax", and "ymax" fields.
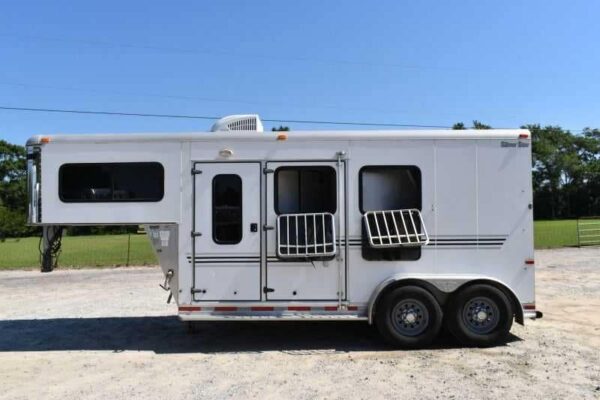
[
  {"xmin": 212, "ymin": 174, "xmax": 243, "ymax": 244},
  {"xmin": 275, "ymin": 166, "xmax": 336, "ymax": 214}
]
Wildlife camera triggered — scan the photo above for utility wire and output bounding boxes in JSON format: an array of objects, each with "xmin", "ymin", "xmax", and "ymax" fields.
[
  {"xmin": 0, "ymin": 105, "xmax": 588, "ymax": 132},
  {"xmin": 0, "ymin": 81, "xmax": 399, "ymax": 114},
  {"xmin": 0, "ymin": 83, "xmax": 588, "ymax": 132},
  {"xmin": 0, "ymin": 105, "xmax": 453, "ymax": 128}
]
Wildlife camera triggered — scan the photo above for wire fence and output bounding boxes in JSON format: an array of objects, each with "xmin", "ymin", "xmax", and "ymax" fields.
[
  {"xmin": 0, "ymin": 233, "xmax": 158, "ymax": 269},
  {"xmin": 534, "ymin": 218, "xmax": 600, "ymax": 249},
  {"xmin": 577, "ymin": 218, "xmax": 600, "ymax": 247}
]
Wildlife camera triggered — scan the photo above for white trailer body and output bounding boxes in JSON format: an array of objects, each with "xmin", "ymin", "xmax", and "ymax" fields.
[{"xmin": 26, "ymin": 115, "xmax": 537, "ymax": 347}]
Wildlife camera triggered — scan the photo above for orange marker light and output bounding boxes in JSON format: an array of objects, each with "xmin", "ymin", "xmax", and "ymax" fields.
[
  {"xmin": 40, "ymin": 137, "xmax": 51, "ymax": 144},
  {"xmin": 276, "ymin": 133, "xmax": 288, "ymax": 141}
]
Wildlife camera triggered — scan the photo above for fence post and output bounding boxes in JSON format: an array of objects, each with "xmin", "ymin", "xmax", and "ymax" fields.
[
  {"xmin": 576, "ymin": 218, "xmax": 581, "ymax": 247},
  {"xmin": 126, "ymin": 233, "xmax": 131, "ymax": 266}
]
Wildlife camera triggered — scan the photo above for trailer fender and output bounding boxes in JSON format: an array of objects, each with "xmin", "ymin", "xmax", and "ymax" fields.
[{"xmin": 367, "ymin": 275, "xmax": 524, "ymax": 325}]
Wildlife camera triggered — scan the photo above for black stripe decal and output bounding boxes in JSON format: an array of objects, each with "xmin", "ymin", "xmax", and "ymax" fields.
[
  {"xmin": 433, "ymin": 239, "xmax": 506, "ymax": 242},
  {"xmin": 187, "ymin": 256, "xmax": 260, "ymax": 259}
]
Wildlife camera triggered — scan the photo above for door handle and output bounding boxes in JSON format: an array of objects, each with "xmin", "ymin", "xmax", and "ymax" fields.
[{"xmin": 250, "ymin": 223, "xmax": 258, "ymax": 232}]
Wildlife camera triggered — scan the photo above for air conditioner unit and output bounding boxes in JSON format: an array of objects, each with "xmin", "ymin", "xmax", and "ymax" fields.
[{"xmin": 210, "ymin": 114, "xmax": 264, "ymax": 133}]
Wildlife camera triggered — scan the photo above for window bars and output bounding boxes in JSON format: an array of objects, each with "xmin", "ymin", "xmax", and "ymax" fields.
[
  {"xmin": 363, "ymin": 209, "xmax": 429, "ymax": 248},
  {"xmin": 277, "ymin": 212, "xmax": 337, "ymax": 258}
]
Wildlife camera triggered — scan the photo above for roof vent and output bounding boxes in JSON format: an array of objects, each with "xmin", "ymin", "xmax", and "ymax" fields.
[{"xmin": 211, "ymin": 114, "xmax": 264, "ymax": 133}]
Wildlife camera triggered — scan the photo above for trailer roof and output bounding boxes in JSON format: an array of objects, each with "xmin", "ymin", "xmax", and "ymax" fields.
[{"xmin": 26, "ymin": 129, "xmax": 529, "ymax": 146}]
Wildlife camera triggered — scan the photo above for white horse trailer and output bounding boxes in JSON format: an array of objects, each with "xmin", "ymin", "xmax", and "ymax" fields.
[{"xmin": 26, "ymin": 114, "xmax": 540, "ymax": 348}]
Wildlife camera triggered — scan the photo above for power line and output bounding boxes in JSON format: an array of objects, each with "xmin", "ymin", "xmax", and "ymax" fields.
[
  {"xmin": 0, "ymin": 82, "xmax": 590, "ymax": 132},
  {"xmin": 0, "ymin": 105, "xmax": 453, "ymax": 129},
  {"xmin": 0, "ymin": 81, "xmax": 398, "ymax": 114},
  {"xmin": 0, "ymin": 105, "xmax": 589, "ymax": 132}
]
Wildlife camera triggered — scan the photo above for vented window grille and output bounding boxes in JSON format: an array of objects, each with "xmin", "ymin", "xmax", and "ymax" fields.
[
  {"xmin": 363, "ymin": 209, "xmax": 429, "ymax": 247},
  {"xmin": 277, "ymin": 212, "xmax": 336, "ymax": 258}
]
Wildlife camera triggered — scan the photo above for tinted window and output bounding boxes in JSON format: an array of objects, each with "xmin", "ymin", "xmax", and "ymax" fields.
[
  {"xmin": 59, "ymin": 162, "xmax": 164, "ymax": 202},
  {"xmin": 359, "ymin": 166, "xmax": 422, "ymax": 261},
  {"xmin": 275, "ymin": 166, "xmax": 336, "ymax": 214},
  {"xmin": 213, "ymin": 174, "xmax": 243, "ymax": 244}
]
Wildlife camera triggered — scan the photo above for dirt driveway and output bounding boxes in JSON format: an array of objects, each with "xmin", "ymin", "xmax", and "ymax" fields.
[{"xmin": 1, "ymin": 248, "xmax": 599, "ymax": 399}]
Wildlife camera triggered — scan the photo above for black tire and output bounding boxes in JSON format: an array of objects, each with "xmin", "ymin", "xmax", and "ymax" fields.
[
  {"xmin": 375, "ymin": 286, "xmax": 443, "ymax": 348},
  {"xmin": 446, "ymin": 284, "xmax": 513, "ymax": 347}
]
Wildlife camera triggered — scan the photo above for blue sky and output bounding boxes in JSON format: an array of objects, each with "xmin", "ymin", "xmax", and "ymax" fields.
[{"xmin": 1, "ymin": 0, "xmax": 599, "ymax": 144}]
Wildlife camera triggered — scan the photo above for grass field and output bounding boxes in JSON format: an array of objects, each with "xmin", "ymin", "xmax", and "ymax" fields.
[
  {"xmin": 534, "ymin": 220, "xmax": 578, "ymax": 249},
  {"xmin": 1, "ymin": 220, "xmax": 597, "ymax": 269},
  {"xmin": 0, "ymin": 234, "xmax": 157, "ymax": 270},
  {"xmin": 534, "ymin": 219, "xmax": 600, "ymax": 248}
]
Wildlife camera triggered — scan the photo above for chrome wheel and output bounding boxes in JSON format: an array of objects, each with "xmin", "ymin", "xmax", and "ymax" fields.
[
  {"xmin": 391, "ymin": 299, "xmax": 429, "ymax": 336},
  {"xmin": 462, "ymin": 296, "xmax": 499, "ymax": 334}
]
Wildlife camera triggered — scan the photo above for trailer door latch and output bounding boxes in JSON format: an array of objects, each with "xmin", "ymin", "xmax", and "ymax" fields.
[
  {"xmin": 263, "ymin": 225, "xmax": 274, "ymax": 231},
  {"xmin": 191, "ymin": 231, "xmax": 202, "ymax": 237},
  {"xmin": 263, "ymin": 287, "xmax": 275, "ymax": 293}
]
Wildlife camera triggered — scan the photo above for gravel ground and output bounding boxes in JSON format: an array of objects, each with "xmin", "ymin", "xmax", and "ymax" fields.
[{"xmin": 0, "ymin": 247, "xmax": 599, "ymax": 399}]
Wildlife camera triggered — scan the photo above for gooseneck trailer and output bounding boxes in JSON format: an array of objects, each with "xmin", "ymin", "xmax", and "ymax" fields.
[{"xmin": 26, "ymin": 114, "xmax": 539, "ymax": 348}]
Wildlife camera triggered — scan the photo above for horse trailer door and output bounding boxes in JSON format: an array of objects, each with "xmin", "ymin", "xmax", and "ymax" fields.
[{"xmin": 191, "ymin": 162, "xmax": 261, "ymax": 301}]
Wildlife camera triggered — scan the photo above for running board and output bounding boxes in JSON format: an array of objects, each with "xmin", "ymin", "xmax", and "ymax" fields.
[{"xmin": 179, "ymin": 313, "xmax": 368, "ymax": 322}]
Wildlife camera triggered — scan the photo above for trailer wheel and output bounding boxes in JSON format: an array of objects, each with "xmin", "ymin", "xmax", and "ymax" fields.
[
  {"xmin": 446, "ymin": 284, "xmax": 513, "ymax": 347},
  {"xmin": 375, "ymin": 286, "xmax": 443, "ymax": 348}
]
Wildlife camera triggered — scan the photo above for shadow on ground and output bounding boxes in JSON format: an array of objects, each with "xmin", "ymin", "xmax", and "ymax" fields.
[{"xmin": 0, "ymin": 317, "xmax": 521, "ymax": 354}]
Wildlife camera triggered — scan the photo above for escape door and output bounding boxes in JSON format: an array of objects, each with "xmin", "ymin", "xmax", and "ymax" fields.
[
  {"xmin": 192, "ymin": 162, "xmax": 261, "ymax": 301},
  {"xmin": 265, "ymin": 161, "xmax": 346, "ymax": 300}
]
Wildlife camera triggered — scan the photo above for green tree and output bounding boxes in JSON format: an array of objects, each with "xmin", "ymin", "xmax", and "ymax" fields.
[
  {"xmin": 0, "ymin": 140, "xmax": 34, "ymax": 238},
  {"xmin": 525, "ymin": 124, "xmax": 599, "ymax": 218},
  {"xmin": 0, "ymin": 139, "xmax": 27, "ymax": 211},
  {"xmin": 272, "ymin": 125, "xmax": 290, "ymax": 131},
  {"xmin": 472, "ymin": 120, "xmax": 491, "ymax": 130},
  {"xmin": 0, "ymin": 206, "xmax": 30, "ymax": 238},
  {"xmin": 452, "ymin": 121, "xmax": 491, "ymax": 129}
]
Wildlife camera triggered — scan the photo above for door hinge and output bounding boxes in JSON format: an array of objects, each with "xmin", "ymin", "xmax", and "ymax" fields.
[
  {"xmin": 191, "ymin": 168, "xmax": 202, "ymax": 175},
  {"xmin": 263, "ymin": 168, "xmax": 274, "ymax": 174},
  {"xmin": 263, "ymin": 225, "xmax": 274, "ymax": 231},
  {"xmin": 191, "ymin": 231, "xmax": 202, "ymax": 237},
  {"xmin": 263, "ymin": 287, "xmax": 275, "ymax": 293}
]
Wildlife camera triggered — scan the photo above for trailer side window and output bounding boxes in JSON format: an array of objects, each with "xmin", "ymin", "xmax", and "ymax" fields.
[
  {"xmin": 59, "ymin": 162, "xmax": 164, "ymax": 202},
  {"xmin": 359, "ymin": 166, "xmax": 422, "ymax": 261},
  {"xmin": 274, "ymin": 166, "xmax": 337, "ymax": 260},
  {"xmin": 275, "ymin": 166, "xmax": 336, "ymax": 214},
  {"xmin": 212, "ymin": 174, "xmax": 243, "ymax": 245}
]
